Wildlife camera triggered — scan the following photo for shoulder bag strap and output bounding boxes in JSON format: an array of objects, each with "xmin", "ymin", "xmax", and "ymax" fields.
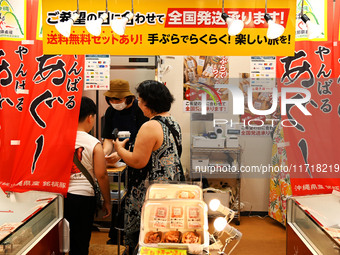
[
  {"xmin": 153, "ymin": 116, "xmax": 182, "ymax": 157},
  {"xmin": 73, "ymin": 151, "xmax": 95, "ymax": 188}
]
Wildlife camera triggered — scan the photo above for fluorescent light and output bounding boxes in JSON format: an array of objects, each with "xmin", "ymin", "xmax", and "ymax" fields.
[
  {"xmin": 86, "ymin": 13, "xmax": 108, "ymax": 36},
  {"xmin": 55, "ymin": 13, "xmax": 80, "ymax": 38},
  {"xmin": 111, "ymin": 12, "xmax": 133, "ymax": 35},
  {"xmin": 264, "ymin": 13, "xmax": 285, "ymax": 39}
]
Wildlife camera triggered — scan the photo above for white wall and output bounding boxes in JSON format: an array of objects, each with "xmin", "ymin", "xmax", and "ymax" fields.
[{"xmin": 162, "ymin": 56, "xmax": 272, "ymax": 212}]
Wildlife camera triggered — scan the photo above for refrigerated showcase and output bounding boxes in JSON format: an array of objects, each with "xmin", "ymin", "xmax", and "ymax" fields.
[{"xmin": 0, "ymin": 190, "xmax": 67, "ymax": 254}]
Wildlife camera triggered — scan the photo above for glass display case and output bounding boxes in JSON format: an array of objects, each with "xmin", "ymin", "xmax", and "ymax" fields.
[
  {"xmin": 0, "ymin": 190, "xmax": 66, "ymax": 254},
  {"xmin": 287, "ymin": 192, "xmax": 340, "ymax": 255}
]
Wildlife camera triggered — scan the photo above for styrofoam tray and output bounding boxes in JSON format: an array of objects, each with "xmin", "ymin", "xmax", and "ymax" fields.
[
  {"xmin": 139, "ymin": 199, "xmax": 209, "ymax": 252},
  {"xmin": 145, "ymin": 184, "xmax": 203, "ymax": 201}
]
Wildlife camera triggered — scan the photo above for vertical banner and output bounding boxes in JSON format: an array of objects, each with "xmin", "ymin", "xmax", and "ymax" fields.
[
  {"xmin": 0, "ymin": 0, "xmax": 84, "ymax": 195},
  {"xmin": 277, "ymin": 0, "xmax": 340, "ymax": 196}
]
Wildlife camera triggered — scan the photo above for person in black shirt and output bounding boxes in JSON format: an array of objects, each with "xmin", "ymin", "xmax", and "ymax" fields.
[
  {"xmin": 102, "ymin": 79, "xmax": 148, "ymax": 245},
  {"xmin": 102, "ymin": 79, "xmax": 148, "ymax": 165}
]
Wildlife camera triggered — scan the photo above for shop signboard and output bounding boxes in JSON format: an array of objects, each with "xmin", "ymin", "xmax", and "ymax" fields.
[{"xmin": 42, "ymin": 0, "xmax": 296, "ymax": 56}]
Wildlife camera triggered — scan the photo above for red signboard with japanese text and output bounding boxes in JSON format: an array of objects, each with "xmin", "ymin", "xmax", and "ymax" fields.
[
  {"xmin": 277, "ymin": 0, "xmax": 340, "ymax": 196},
  {"xmin": 42, "ymin": 0, "xmax": 296, "ymax": 56},
  {"xmin": 0, "ymin": 0, "xmax": 84, "ymax": 195}
]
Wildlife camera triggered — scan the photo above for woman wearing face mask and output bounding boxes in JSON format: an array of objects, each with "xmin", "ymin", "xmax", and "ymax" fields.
[
  {"xmin": 102, "ymin": 79, "xmax": 148, "ymax": 245},
  {"xmin": 102, "ymin": 79, "xmax": 148, "ymax": 166}
]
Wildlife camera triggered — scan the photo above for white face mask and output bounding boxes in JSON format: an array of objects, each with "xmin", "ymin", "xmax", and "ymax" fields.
[{"xmin": 111, "ymin": 101, "xmax": 127, "ymax": 111}]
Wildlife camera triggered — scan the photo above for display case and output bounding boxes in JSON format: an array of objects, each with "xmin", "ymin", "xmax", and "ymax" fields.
[
  {"xmin": 0, "ymin": 190, "xmax": 67, "ymax": 254},
  {"xmin": 287, "ymin": 192, "xmax": 340, "ymax": 255}
]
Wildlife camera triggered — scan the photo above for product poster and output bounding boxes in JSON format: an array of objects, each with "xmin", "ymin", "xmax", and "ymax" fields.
[
  {"xmin": 295, "ymin": 0, "xmax": 327, "ymax": 41},
  {"xmin": 42, "ymin": 0, "xmax": 296, "ymax": 56},
  {"xmin": 239, "ymin": 64, "xmax": 280, "ymax": 136},
  {"xmin": 183, "ymin": 55, "xmax": 229, "ymax": 113},
  {"xmin": 84, "ymin": 55, "xmax": 110, "ymax": 90},
  {"xmin": 0, "ymin": 0, "xmax": 26, "ymax": 40}
]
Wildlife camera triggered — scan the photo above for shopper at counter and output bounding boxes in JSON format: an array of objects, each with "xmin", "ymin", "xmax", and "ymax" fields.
[
  {"xmin": 114, "ymin": 80, "xmax": 185, "ymax": 254},
  {"xmin": 65, "ymin": 96, "xmax": 111, "ymax": 255},
  {"xmin": 102, "ymin": 79, "xmax": 148, "ymax": 245},
  {"xmin": 102, "ymin": 79, "xmax": 148, "ymax": 166}
]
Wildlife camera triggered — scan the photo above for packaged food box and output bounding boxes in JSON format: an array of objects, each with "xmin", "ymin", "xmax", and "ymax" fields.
[
  {"xmin": 139, "ymin": 199, "xmax": 209, "ymax": 253},
  {"xmin": 145, "ymin": 184, "xmax": 203, "ymax": 201}
]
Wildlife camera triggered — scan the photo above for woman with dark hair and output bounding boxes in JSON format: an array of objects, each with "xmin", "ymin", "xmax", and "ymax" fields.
[{"xmin": 114, "ymin": 80, "xmax": 185, "ymax": 254}]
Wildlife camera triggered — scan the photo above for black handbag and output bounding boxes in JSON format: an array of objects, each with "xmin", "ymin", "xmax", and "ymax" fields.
[{"xmin": 73, "ymin": 151, "xmax": 103, "ymax": 211}]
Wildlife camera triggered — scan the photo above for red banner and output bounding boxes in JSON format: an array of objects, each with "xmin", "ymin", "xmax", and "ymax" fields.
[
  {"xmin": 276, "ymin": 0, "xmax": 340, "ymax": 196},
  {"xmin": 0, "ymin": 0, "xmax": 84, "ymax": 195}
]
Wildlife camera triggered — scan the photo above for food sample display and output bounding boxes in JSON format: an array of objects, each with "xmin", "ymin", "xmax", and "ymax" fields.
[
  {"xmin": 162, "ymin": 231, "xmax": 182, "ymax": 243},
  {"xmin": 182, "ymin": 231, "xmax": 201, "ymax": 244},
  {"xmin": 144, "ymin": 231, "xmax": 163, "ymax": 244},
  {"xmin": 139, "ymin": 183, "xmax": 209, "ymax": 253}
]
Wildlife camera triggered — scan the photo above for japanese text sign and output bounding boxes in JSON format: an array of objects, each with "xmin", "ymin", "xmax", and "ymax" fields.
[{"xmin": 43, "ymin": 0, "xmax": 296, "ymax": 56}]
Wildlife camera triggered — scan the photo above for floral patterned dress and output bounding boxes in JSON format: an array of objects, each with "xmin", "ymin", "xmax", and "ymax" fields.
[
  {"xmin": 124, "ymin": 116, "xmax": 185, "ymax": 251},
  {"xmin": 268, "ymin": 122, "xmax": 292, "ymax": 226}
]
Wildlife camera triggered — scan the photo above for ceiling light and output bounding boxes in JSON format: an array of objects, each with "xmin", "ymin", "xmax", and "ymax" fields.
[
  {"xmin": 264, "ymin": 0, "xmax": 285, "ymax": 39},
  {"xmin": 111, "ymin": 13, "xmax": 133, "ymax": 35},
  {"xmin": 55, "ymin": 12, "xmax": 80, "ymax": 38},
  {"xmin": 86, "ymin": 0, "xmax": 109, "ymax": 36},
  {"xmin": 221, "ymin": 0, "xmax": 244, "ymax": 36},
  {"xmin": 300, "ymin": 1, "xmax": 321, "ymax": 39},
  {"xmin": 111, "ymin": 0, "xmax": 134, "ymax": 35}
]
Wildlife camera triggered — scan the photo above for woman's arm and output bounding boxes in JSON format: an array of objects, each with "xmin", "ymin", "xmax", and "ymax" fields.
[
  {"xmin": 93, "ymin": 143, "xmax": 111, "ymax": 218},
  {"xmin": 114, "ymin": 120, "xmax": 163, "ymax": 169}
]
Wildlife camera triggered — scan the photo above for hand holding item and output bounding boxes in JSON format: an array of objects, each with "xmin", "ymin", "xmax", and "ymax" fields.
[
  {"xmin": 113, "ymin": 137, "xmax": 129, "ymax": 156},
  {"xmin": 104, "ymin": 152, "xmax": 121, "ymax": 167}
]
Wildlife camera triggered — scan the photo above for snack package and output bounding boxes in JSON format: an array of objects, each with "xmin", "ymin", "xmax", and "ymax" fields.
[
  {"xmin": 170, "ymin": 206, "xmax": 184, "ymax": 228},
  {"xmin": 178, "ymin": 190, "xmax": 197, "ymax": 199},
  {"xmin": 187, "ymin": 206, "xmax": 202, "ymax": 228},
  {"xmin": 153, "ymin": 206, "xmax": 168, "ymax": 229}
]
